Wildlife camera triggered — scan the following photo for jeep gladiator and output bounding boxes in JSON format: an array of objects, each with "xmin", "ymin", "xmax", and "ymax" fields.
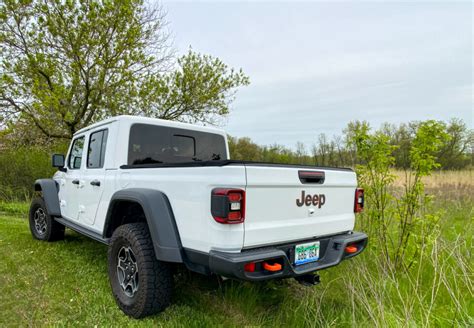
[{"xmin": 29, "ymin": 115, "xmax": 367, "ymax": 318}]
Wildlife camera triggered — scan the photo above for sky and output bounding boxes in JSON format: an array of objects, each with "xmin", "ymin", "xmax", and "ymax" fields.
[{"xmin": 162, "ymin": 0, "xmax": 473, "ymax": 148}]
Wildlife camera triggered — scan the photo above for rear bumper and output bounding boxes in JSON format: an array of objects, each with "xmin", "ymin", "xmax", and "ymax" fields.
[{"xmin": 206, "ymin": 231, "xmax": 367, "ymax": 281}]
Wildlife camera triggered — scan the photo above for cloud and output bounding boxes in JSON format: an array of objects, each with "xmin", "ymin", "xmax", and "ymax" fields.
[{"xmin": 163, "ymin": 0, "xmax": 473, "ymax": 147}]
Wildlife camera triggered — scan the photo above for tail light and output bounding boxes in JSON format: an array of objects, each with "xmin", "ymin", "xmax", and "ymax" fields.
[
  {"xmin": 354, "ymin": 188, "xmax": 364, "ymax": 213},
  {"xmin": 211, "ymin": 188, "xmax": 246, "ymax": 224}
]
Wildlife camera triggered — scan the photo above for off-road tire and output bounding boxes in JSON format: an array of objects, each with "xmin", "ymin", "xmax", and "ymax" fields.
[
  {"xmin": 108, "ymin": 223, "xmax": 173, "ymax": 318},
  {"xmin": 29, "ymin": 197, "xmax": 65, "ymax": 241}
]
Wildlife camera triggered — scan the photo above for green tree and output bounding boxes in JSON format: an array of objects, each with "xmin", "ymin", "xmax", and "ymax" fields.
[
  {"xmin": 0, "ymin": 0, "xmax": 249, "ymax": 142},
  {"xmin": 228, "ymin": 136, "xmax": 262, "ymax": 161},
  {"xmin": 347, "ymin": 121, "xmax": 397, "ymax": 263},
  {"xmin": 393, "ymin": 120, "xmax": 449, "ymax": 269},
  {"xmin": 436, "ymin": 118, "xmax": 473, "ymax": 169},
  {"xmin": 349, "ymin": 120, "xmax": 450, "ymax": 270},
  {"xmin": 135, "ymin": 50, "xmax": 249, "ymax": 125}
]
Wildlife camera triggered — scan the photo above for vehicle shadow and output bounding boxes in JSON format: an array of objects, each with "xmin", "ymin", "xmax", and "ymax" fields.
[{"xmin": 60, "ymin": 229, "xmax": 293, "ymax": 318}]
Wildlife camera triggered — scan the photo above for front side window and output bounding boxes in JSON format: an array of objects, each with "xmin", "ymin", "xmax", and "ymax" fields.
[
  {"xmin": 128, "ymin": 124, "xmax": 227, "ymax": 165},
  {"xmin": 68, "ymin": 136, "xmax": 85, "ymax": 169},
  {"xmin": 87, "ymin": 129, "xmax": 109, "ymax": 168}
]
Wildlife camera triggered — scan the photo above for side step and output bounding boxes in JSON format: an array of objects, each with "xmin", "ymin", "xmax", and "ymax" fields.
[{"xmin": 54, "ymin": 217, "xmax": 110, "ymax": 245}]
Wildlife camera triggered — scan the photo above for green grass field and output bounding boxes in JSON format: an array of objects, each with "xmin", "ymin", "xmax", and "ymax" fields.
[{"xmin": 0, "ymin": 178, "xmax": 472, "ymax": 327}]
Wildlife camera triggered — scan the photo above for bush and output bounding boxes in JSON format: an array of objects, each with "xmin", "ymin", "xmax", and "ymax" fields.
[
  {"xmin": 0, "ymin": 147, "xmax": 58, "ymax": 201},
  {"xmin": 349, "ymin": 120, "xmax": 450, "ymax": 271}
]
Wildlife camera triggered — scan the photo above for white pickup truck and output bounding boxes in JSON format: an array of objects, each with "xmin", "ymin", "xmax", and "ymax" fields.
[{"xmin": 29, "ymin": 115, "xmax": 367, "ymax": 318}]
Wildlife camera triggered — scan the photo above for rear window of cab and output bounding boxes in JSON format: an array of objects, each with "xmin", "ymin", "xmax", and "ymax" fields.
[{"xmin": 128, "ymin": 123, "xmax": 227, "ymax": 165}]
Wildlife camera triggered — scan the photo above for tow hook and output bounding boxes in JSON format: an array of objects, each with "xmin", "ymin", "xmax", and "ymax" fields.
[{"xmin": 295, "ymin": 274, "xmax": 320, "ymax": 286}]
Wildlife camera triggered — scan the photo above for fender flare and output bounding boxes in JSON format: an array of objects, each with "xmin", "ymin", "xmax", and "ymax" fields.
[
  {"xmin": 104, "ymin": 188, "xmax": 183, "ymax": 263},
  {"xmin": 34, "ymin": 179, "xmax": 61, "ymax": 217}
]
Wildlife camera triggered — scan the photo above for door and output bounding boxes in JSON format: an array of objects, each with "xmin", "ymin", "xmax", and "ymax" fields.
[
  {"xmin": 60, "ymin": 136, "xmax": 85, "ymax": 221},
  {"xmin": 78, "ymin": 129, "xmax": 109, "ymax": 226}
]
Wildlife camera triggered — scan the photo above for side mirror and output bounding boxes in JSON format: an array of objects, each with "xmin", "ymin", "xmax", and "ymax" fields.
[{"xmin": 52, "ymin": 154, "xmax": 66, "ymax": 172}]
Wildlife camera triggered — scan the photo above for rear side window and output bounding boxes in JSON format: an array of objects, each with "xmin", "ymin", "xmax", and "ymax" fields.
[
  {"xmin": 128, "ymin": 124, "xmax": 226, "ymax": 165},
  {"xmin": 87, "ymin": 129, "xmax": 109, "ymax": 168},
  {"xmin": 68, "ymin": 136, "xmax": 85, "ymax": 169}
]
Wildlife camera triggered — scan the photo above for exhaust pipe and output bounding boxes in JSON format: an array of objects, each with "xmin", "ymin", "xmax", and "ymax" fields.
[{"xmin": 295, "ymin": 274, "xmax": 320, "ymax": 286}]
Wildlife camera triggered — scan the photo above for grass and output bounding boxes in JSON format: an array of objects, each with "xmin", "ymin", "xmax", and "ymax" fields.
[{"xmin": 0, "ymin": 172, "xmax": 473, "ymax": 327}]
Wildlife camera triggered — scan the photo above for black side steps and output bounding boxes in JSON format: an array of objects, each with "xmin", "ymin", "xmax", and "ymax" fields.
[{"xmin": 54, "ymin": 217, "xmax": 110, "ymax": 245}]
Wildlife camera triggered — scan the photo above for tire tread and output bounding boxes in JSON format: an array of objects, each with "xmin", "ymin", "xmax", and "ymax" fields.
[
  {"xmin": 108, "ymin": 223, "xmax": 172, "ymax": 318},
  {"xmin": 29, "ymin": 197, "xmax": 65, "ymax": 241}
]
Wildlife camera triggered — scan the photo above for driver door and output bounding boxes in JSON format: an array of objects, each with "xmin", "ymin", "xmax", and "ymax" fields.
[{"xmin": 59, "ymin": 135, "xmax": 85, "ymax": 221}]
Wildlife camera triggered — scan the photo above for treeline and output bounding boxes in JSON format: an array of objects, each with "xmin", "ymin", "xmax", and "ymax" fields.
[
  {"xmin": 0, "ymin": 118, "xmax": 471, "ymax": 202},
  {"xmin": 229, "ymin": 118, "xmax": 473, "ymax": 169}
]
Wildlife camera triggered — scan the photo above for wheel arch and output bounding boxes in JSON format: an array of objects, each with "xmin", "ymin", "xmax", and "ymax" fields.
[
  {"xmin": 104, "ymin": 189, "xmax": 183, "ymax": 263},
  {"xmin": 33, "ymin": 179, "xmax": 61, "ymax": 217}
]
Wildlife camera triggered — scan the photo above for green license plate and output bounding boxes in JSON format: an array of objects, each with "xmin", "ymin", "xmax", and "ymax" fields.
[{"xmin": 295, "ymin": 241, "xmax": 320, "ymax": 265}]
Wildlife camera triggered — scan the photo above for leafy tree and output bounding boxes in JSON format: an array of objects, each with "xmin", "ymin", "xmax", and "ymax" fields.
[
  {"xmin": 135, "ymin": 50, "xmax": 249, "ymax": 125},
  {"xmin": 437, "ymin": 118, "xmax": 473, "ymax": 169},
  {"xmin": 228, "ymin": 136, "xmax": 262, "ymax": 161},
  {"xmin": 349, "ymin": 120, "xmax": 450, "ymax": 270},
  {"xmin": 347, "ymin": 121, "xmax": 397, "ymax": 263},
  {"xmin": 0, "ymin": 0, "xmax": 249, "ymax": 142},
  {"xmin": 392, "ymin": 120, "xmax": 449, "ymax": 269}
]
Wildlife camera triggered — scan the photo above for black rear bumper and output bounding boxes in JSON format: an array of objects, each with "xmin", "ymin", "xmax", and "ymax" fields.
[{"xmin": 185, "ymin": 231, "xmax": 368, "ymax": 281}]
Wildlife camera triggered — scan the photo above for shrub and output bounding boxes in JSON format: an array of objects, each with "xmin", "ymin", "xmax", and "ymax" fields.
[
  {"xmin": 0, "ymin": 147, "xmax": 58, "ymax": 201},
  {"xmin": 350, "ymin": 120, "xmax": 449, "ymax": 271}
]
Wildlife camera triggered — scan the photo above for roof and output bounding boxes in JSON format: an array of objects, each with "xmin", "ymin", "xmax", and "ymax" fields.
[{"xmin": 73, "ymin": 115, "xmax": 226, "ymax": 136}]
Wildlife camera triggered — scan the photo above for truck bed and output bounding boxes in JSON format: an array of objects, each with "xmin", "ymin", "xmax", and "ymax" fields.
[
  {"xmin": 120, "ymin": 159, "xmax": 353, "ymax": 171},
  {"xmin": 118, "ymin": 160, "xmax": 356, "ymax": 252}
]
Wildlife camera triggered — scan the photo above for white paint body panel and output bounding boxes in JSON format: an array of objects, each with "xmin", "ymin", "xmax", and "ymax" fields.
[
  {"xmin": 54, "ymin": 115, "xmax": 357, "ymax": 254},
  {"xmin": 243, "ymin": 166, "xmax": 357, "ymax": 248}
]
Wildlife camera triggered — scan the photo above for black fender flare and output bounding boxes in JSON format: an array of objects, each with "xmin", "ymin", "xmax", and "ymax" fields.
[
  {"xmin": 34, "ymin": 179, "xmax": 61, "ymax": 217},
  {"xmin": 104, "ymin": 188, "xmax": 183, "ymax": 263}
]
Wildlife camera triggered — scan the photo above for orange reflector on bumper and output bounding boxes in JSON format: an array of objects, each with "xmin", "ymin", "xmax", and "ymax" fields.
[
  {"xmin": 263, "ymin": 262, "xmax": 282, "ymax": 272},
  {"xmin": 345, "ymin": 245, "xmax": 358, "ymax": 254}
]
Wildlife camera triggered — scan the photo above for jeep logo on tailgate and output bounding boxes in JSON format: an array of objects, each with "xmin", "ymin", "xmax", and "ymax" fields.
[{"xmin": 296, "ymin": 191, "xmax": 326, "ymax": 208}]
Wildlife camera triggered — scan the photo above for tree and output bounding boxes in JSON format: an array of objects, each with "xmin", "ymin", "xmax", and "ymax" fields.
[
  {"xmin": 437, "ymin": 118, "xmax": 473, "ymax": 169},
  {"xmin": 227, "ymin": 136, "xmax": 262, "ymax": 161},
  {"xmin": 314, "ymin": 133, "xmax": 329, "ymax": 166},
  {"xmin": 135, "ymin": 50, "xmax": 249, "ymax": 125},
  {"xmin": 0, "ymin": 0, "xmax": 249, "ymax": 142},
  {"xmin": 295, "ymin": 141, "xmax": 306, "ymax": 164}
]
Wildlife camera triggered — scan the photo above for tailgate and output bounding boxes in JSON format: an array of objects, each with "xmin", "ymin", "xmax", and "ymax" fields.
[{"xmin": 243, "ymin": 165, "xmax": 357, "ymax": 248}]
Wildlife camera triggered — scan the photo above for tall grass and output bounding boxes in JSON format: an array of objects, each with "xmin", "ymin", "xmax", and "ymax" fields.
[
  {"xmin": 342, "ymin": 236, "xmax": 472, "ymax": 327},
  {"xmin": 272, "ymin": 234, "xmax": 473, "ymax": 327},
  {"xmin": 392, "ymin": 169, "xmax": 474, "ymax": 200}
]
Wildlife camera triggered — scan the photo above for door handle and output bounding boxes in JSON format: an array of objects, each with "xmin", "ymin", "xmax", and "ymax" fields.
[
  {"xmin": 90, "ymin": 180, "xmax": 101, "ymax": 187},
  {"xmin": 72, "ymin": 179, "xmax": 80, "ymax": 185}
]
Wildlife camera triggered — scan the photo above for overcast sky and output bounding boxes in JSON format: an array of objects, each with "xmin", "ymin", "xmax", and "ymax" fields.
[{"xmin": 162, "ymin": 1, "xmax": 473, "ymax": 148}]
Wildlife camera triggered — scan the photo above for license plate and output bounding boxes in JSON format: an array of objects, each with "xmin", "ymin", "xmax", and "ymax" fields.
[{"xmin": 295, "ymin": 241, "xmax": 320, "ymax": 265}]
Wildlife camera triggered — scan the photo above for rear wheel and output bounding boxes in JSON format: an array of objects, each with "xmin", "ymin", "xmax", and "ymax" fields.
[
  {"xmin": 28, "ymin": 197, "xmax": 65, "ymax": 241},
  {"xmin": 108, "ymin": 223, "xmax": 173, "ymax": 318}
]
